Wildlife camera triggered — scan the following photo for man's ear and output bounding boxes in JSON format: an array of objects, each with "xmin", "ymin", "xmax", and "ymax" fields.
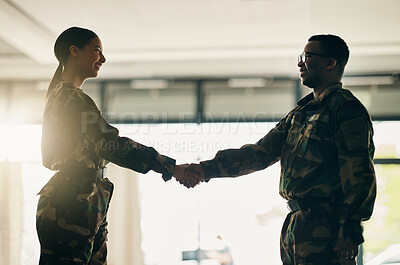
[
  {"xmin": 326, "ymin": 58, "xmax": 337, "ymax": 71},
  {"xmin": 69, "ymin": 45, "xmax": 79, "ymax": 57}
]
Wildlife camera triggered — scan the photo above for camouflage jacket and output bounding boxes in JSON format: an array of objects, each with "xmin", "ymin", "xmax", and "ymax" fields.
[
  {"xmin": 41, "ymin": 81, "xmax": 175, "ymax": 180},
  {"xmin": 200, "ymin": 83, "xmax": 376, "ymax": 245}
]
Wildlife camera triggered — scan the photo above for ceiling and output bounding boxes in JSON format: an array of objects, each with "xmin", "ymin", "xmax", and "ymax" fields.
[{"xmin": 1, "ymin": 0, "xmax": 400, "ymax": 80}]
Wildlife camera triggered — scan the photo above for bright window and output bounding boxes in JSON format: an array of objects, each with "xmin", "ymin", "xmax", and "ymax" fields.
[{"xmin": 1, "ymin": 121, "xmax": 399, "ymax": 265}]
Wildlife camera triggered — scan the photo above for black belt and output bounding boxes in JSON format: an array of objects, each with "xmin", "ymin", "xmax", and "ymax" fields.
[
  {"xmin": 58, "ymin": 167, "xmax": 108, "ymax": 179},
  {"xmin": 287, "ymin": 197, "xmax": 334, "ymax": 213}
]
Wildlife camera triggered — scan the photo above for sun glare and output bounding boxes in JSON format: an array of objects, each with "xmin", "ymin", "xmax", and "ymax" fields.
[{"xmin": 0, "ymin": 125, "xmax": 42, "ymax": 162}]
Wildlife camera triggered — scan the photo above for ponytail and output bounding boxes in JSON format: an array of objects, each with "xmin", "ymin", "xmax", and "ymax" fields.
[{"xmin": 45, "ymin": 63, "xmax": 63, "ymax": 99}]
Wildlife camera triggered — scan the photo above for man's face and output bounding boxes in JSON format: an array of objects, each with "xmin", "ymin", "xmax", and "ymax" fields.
[{"xmin": 298, "ymin": 41, "xmax": 329, "ymax": 88}]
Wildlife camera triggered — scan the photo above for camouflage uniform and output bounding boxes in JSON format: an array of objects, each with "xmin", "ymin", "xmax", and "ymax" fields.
[
  {"xmin": 37, "ymin": 81, "xmax": 175, "ymax": 265},
  {"xmin": 200, "ymin": 83, "xmax": 376, "ymax": 265}
]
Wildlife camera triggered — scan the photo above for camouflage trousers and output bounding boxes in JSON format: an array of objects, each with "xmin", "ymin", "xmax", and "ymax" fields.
[
  {"xmin": 280, "ymin": 203, "xmax": 356, "ymax": 265},
  {"xmin": 36, "ymin": 169, "xmax": 114, "ymax": 265}
]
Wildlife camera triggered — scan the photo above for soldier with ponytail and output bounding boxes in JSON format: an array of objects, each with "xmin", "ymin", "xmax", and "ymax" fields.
[{"xmin": 37, "ymin": 27, "xmax": 197, "ymax": 265}]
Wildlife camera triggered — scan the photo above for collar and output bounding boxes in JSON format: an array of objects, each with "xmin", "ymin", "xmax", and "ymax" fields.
[
  {"xmin": 297, "ymin": 82, "xmax": 342, "ymax": 107},
  {"xmin": 60, "ymin": 80, "xmax": 80, "ymax": 89}
]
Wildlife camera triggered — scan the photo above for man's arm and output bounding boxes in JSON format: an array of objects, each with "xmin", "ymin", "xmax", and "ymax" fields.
[
  {"xmin": 185, "ymin": 118, "xmax": 288, "ymax": 181},
  {"xmin": 334, "ymin": 100, "xmax": 376, "ymax": 247}
]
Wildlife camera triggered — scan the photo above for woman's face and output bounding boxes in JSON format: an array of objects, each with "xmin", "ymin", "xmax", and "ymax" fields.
[{"xmin": 76, "ymin": 37, "xmax": 106, "ymax": 78}]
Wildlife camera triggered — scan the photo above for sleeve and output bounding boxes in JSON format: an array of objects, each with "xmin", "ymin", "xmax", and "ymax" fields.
[
  {"xmin": 334, "ymin": 100, "xmax": 376, "ymax": 245},
  {"xmin": 200, "ymin": 118, "xmax": 287, "ymax": 180},
  {"xmin": 55, "ymin": 88, "xmax": 176, "ymax": 181}
]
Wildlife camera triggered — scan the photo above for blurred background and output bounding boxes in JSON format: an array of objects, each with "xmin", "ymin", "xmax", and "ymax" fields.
[{"xmin": 1, "ymin": 0, "xmax": 400, "ymax": 264}]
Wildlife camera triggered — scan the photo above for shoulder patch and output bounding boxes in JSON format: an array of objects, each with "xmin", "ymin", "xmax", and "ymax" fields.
[{"xmin": 340, "ymin": 117, "xmax": 370, "ymax": 151}]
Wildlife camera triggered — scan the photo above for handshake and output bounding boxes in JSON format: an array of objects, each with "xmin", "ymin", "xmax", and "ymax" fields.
[{"xmin": 172, "ymin": 163, "xmax": 205, "ymax": 188}]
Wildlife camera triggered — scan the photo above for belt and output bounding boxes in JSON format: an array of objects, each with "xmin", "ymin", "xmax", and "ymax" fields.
[
  {"xmin": 59, "ymin": 167, "xmax": 108, "ymax": 179},
  {"xmin": 287, "ymin": 197, "xmax": 334, "ymax": 213}
]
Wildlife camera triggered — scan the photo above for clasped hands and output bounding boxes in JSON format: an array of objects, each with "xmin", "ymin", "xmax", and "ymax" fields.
[{"xmin": 173, "ymin": 163, "xmax": 204, "ymax": 188}]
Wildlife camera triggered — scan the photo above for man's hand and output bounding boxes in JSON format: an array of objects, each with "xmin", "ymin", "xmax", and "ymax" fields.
[
  {"xmin": 185, "ymin": 163, "xmax": 205, "ymax": 180},
  {"xmin": 334, "ymin": 240, "xmax": 358, "ymax": 260},
  {"xmin": 173, "ymin": 164, "xmax": 202, "ymax": 188}
]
